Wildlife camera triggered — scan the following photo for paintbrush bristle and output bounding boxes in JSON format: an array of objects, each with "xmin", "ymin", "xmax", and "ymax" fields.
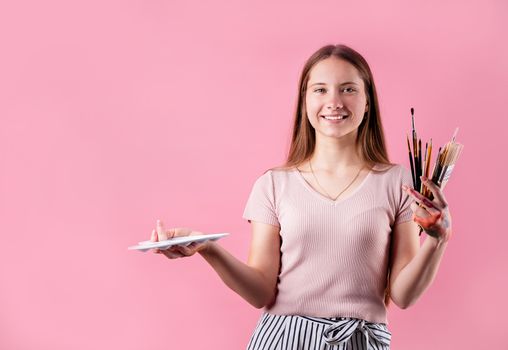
[
  {"xmin": 452, "ymin": 127, "xmax": 459, "ymax": 142},
  {"xmin": 411, "ymin": 108, "xmax": 415, "ymax": 130}
]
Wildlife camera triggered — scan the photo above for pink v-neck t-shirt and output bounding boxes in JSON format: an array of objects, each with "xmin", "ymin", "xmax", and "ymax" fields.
[{"xmin": 242, "ymin": 163, "xmax": 414, "ymax": 324}]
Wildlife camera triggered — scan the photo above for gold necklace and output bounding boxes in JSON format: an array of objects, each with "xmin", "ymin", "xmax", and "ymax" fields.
[{"xmin": 309, "ymin": 160, "xmax": 364, "ymax": 201}]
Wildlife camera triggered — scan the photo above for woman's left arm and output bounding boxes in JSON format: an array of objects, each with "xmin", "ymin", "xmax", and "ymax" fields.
[{"xmin": 388, "ymin": 175, "xmax": 452, "ymax": 309}]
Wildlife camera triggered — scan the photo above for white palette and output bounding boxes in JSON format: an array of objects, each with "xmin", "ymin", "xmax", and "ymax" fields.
[{"xmin": 128, "ymin": 233, "xmax": 229, "ymax": 252}]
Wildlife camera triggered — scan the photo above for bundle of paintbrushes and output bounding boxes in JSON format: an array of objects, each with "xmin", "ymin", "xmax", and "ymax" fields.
[{"xmin": 406, "ymin": 108, "xmax": 464, "ymax": 234}]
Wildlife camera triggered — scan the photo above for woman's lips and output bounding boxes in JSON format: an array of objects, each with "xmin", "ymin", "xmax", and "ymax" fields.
[{"xmin": 321, "ymin": 115, "xmax": 348, "ymax": 122}]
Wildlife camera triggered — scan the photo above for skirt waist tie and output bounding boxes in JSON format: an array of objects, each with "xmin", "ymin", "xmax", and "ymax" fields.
[{"xmin": 322, "ymin": 318, "xmax": 391, "ymax": 349}]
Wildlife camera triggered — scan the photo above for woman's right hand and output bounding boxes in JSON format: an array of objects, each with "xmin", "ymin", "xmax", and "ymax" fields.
[{"xmin": 151, "ymin": 219, "xmax": 209, "ymax": 259}]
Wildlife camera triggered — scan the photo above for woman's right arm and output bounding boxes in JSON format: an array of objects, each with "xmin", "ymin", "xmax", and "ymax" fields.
[{"xmin": 153, "ymin": 220, "xmax": 281, "ymax": 309}]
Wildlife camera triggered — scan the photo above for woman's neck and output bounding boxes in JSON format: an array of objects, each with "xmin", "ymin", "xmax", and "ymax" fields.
[{"xmin": 310, "ymin": 133, "xmax": 366, "ymax": 174}]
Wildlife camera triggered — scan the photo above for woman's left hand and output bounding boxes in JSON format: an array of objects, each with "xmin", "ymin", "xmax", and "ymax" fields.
[{"xmin": 402, "ymin": 176, "xmax": 452, "ymax": 243}]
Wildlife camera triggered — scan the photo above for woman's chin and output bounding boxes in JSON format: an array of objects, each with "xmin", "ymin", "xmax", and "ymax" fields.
[{"xmin": 317, "ymin": 128, "xmax": 358, "ymax": 141}]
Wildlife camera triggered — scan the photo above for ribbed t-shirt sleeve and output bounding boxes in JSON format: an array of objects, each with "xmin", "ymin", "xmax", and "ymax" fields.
[
  {"xmin": 394, "ymin": 166, "xmax": 415, "ymax": 226},
  {"xmin": 242, "ymin": 171, "xmax": 280, "ymax": 227}
]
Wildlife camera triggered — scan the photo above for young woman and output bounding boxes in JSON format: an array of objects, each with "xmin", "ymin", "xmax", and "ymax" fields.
[{"xmin": 149, "ymin": 44, "xmax": 453, "ymax": 350}]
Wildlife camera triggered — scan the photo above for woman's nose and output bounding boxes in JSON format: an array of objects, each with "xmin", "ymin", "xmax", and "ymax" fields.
[{"xmin": 326, "ymin": 92, "xmax": 343, "ymax": 110}]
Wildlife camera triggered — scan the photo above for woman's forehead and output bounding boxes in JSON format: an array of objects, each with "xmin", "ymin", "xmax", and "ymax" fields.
[{"xmin": 307, "ymin": 57, "xmax": 363, "ymax": 86}]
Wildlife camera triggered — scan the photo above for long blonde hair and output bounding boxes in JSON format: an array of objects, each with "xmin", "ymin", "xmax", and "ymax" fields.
[{"xmin": 269, "ymin": 44, "xmax": 395, "ymax": 306}]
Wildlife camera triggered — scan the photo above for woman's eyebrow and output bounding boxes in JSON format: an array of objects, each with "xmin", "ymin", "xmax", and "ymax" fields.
[{"xmin": 308, "ymin": 81, "xmax": 359, "ymax": 87}]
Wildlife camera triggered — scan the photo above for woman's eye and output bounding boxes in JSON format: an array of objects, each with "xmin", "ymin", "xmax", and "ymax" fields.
[
  {"xmin": 312, "ymin": 87, "xmax": 356, "ymax": 94},
  {"xmin": 342, "ymin": 87, "xmax": 356, "ymax": 93}
]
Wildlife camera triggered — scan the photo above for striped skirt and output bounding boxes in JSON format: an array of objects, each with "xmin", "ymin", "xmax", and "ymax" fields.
[{"xmin": 247, "ymin": 312, "xmax": 391, "ymax": 350}]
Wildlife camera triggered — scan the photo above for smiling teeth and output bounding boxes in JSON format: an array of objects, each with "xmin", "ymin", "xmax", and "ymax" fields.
[{"xmin": 323, "ymin": 115, "xmax": 347, "ymax": 120}]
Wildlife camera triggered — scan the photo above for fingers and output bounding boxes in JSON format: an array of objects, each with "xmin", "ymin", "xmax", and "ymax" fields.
[
  {"xmin": 165, "ymin": 227, "xmax": 177, "ymax": 239},
  {"xmin": 150, "ymin": 229, "xmax": 158, "ymax": 242},
  {"xmin": 174, "ymin": 245, "xmax": 194, "ymax": 257},
  {"xmin": 410, "ymin": 202, "xmax": 428, "ymax": 218},
  {"xmin": 159, "ymin": 245, "xmax": 196, "ymax": 259},
  {"xmin": 402, "ymin": 182, "xmax": 452, "ymax": 241},
  {"xmin": 409, "ymin": 202, "xmax": 440, "ymax": 228},
  {"xmin": 152, "ymin": 220, "xmax": 198, "ymax": 259},
  {"xmin": 402, "ymin": 185, "xmax": 442, "ymax": 214},
  {"xmin": 151, "ymin": 229, "xmax": 161, "ymax": 255},
  {"xmin": 168, "ymin": 227, "xmax": 191, "ymax": 238},
  {"xmin": 159, "ymin": 248, "xmax": 184, "ymax": 259},
  {"xmin": 420, "ymin": 176, "xmax": 448, "ymax": 208},
  {"xmin": 153, "ymin": 244, "xmax": 182, "ymax": 258},
  {"xmin": 156, "ymin": 219, "xmax": 169, "ymax": 241}
]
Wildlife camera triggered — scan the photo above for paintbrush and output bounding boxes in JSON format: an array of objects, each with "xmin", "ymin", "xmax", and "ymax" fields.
[
  {"xmin": 411, "ymin": 108, "xmax": 420, "ymax": 191},
  {"xmin": 421, "ymin": 139, "xmax": 432, "ymax": 195},
  {"xmin": 407, "ymin": 133, "xmax": 416, "ymax": 189},
  {"xmin": 406, "ymin": 109, "xmax": 464, "ymax": 236},
  {"xmin": 436, "ymin": 128, "xmax": 463, "ymax": 189},
  {"xmin": 417, "ymin": 138, "xmax": 422, "ymax": 191}
]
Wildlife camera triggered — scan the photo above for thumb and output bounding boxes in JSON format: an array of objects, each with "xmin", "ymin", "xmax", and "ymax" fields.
[
  {"xmin": 156, "ymin": 219, "xmax": 169, "ymax": 241},
  {"xmin": 150, "ymin": 229, "xmax": 158, "ymax": 242}
]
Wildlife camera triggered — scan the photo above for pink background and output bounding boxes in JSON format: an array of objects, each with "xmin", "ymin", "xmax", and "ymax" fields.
[{"xmin": 0, "ymin": 0, "xmax": 505, "ymax": 349}]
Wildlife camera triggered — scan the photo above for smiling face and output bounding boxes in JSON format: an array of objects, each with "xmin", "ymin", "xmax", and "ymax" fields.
[{"xmin": 305, "ymin": 57, "xmax": 369, "ymax": 141}]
